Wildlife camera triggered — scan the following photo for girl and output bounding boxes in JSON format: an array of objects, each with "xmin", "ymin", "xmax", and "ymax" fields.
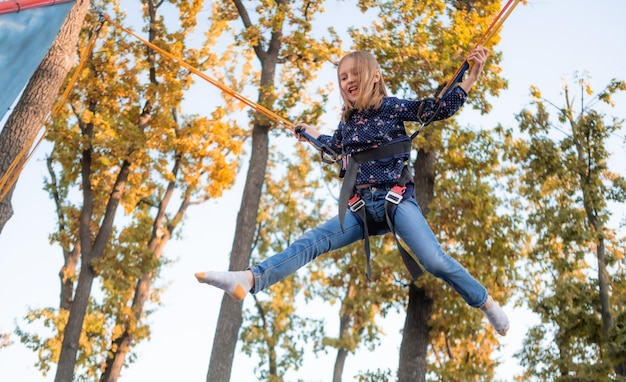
[{"xmin": 196, "ymin": 46, "xmax": 509, "ymax": 336}]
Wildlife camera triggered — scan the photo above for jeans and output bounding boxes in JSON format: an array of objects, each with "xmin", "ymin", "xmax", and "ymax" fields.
[{"xmin": 249, "ymin": 184, "xmax": 488, "ymax": 308}]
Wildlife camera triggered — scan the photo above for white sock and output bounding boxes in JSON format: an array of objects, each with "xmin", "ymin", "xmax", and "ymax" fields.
[
  {"xmin": 195, "ymin": 271, "xmax": 252, "ymax": 300},
  {"xmin": 481, "ymin": 296, "xmax": 510, "ymax": 336}
]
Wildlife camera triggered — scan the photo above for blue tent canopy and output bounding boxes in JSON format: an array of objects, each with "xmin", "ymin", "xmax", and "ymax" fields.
[{"xmin": 0, "ymin": 0, "xmax": 74, "ymax": 124}]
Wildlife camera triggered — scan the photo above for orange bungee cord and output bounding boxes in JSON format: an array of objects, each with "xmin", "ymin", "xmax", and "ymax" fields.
[
  {"xmin": 436, "ymin": 0, "xmax": 525, "ymax": 102},
  {"xmin": 100, "ymin": 14, "xmax": 295, "ymax": 132},
  {"xmin": 100, "ymin": 13, "xmax": 340, "ymax": 163}
]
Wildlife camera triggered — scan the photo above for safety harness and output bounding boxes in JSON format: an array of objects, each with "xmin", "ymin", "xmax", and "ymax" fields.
[
  {"xmin": 327, "ymin": 61, "xmax": 478, "ymax": 280},
  {"xmin": 296, "ymin": 126, "xmax": 431, "ymax": 281},
  {"xmin": 338, "ymin": 138, "xmax": 425, "ymax": 281}
]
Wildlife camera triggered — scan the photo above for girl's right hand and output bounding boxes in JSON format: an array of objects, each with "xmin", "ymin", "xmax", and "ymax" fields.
[{"xmin": 294, "ymin": 123, "xmax": 321, "ymax": 141}]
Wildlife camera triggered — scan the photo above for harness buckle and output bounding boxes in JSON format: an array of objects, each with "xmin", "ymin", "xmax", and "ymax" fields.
[
  {"xmin": 348, "ymin": 194, "xmax": 365, "ymax": 212},
  {"xmin": 385, "ymin": 185, "xmax": 406, "ymax": 205}
]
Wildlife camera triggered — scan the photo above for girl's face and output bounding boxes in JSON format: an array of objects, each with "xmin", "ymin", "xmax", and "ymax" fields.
[
  {"xmin": 338, "ymin": 55, "xmax": 381, "ymax": 106},
  {"xmin": 338, "ymin": 57, "xmax": 359, "ymax": 103}
]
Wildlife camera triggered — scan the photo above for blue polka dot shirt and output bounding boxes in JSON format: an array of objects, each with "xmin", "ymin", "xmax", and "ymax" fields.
[{"xmin": 318, "ymin": 86, "xmax": 468, "ymax": 186}]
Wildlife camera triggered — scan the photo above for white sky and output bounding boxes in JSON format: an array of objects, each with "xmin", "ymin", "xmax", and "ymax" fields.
[{"xmin": 1, "ymin": 1, "xmax": 625, "ymax": 381}]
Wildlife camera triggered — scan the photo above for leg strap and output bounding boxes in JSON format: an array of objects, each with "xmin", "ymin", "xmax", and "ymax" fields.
[
  {"xmin": 349, "ymin": 194, "xmax": 372, "ymax": 280},
  {"xmin": 384, "ymin": 200, "xmax": 424, "ymax": 280}
]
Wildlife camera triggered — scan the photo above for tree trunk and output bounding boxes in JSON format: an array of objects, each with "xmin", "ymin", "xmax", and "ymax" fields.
[
  {"xmin": 207, "ymin": 122, "xmax": 270, "ymax": 382},
  {"xmin": 412, "ymin": 148, "xmax": 436, "ymax": 217},
  {"xmin": 100, "ymin": 273, "xmax": 153, "ymax": 382},
  {"xmin": 0, "ymin": 0, "xmax": 90, "ymax": 234},
  {"xmin": 100, "ymin": 194, "xmax": 192, "ymax": 381},
  {"xmin": 54, "ymin": 156, "xmax": 131, "ymax": 382},
  {"xmin": 397, "ymin": 148, "xmax": 437, "ymax": 381},
  {"xmin": 206, "ymin": 0, "xmax": 283, "ymax": 377},
  {"xmin": 333, "ymin": 348, "xmax": 348, "ymax": 382},
  {"xmin": 0, "ymin": 180, "xmax": 15, "ymax": 234},
  {"xmin": 597, "ymin": 235, "xmax": 626, "ymax": 375},
  {"xmin": 398, "ymin": 284, "xmax": 433, "ymax": 382},
  {"xmin": 59, "ymin": 246, "xmax": 81, "ymax": 310},
  {"xmin": 55, "ymin": 247, "xmax": 99, "ymax": 381},
  {"xmin": 333, "ymin": 297, "xmax": 353, "ymax": 382}
]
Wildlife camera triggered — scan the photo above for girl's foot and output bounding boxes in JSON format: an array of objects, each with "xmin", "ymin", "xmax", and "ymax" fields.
[
  {"xmin": 195, "ymin": 270, "xmax": 253, "ymax": 300},
  {"xmin": 481, "ymin": 296, "xmax": 509, "ymax": 336}
]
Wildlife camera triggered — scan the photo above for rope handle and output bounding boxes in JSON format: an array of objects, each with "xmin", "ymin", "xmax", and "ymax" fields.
[{"xmin": 294, "ymin": 125, "xmax": 341, "ymax": 164}]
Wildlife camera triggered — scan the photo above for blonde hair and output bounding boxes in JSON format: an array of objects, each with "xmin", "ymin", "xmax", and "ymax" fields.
[{"xmin": 338, "ymin": 51, "xmax": 388, "ymax": 123}]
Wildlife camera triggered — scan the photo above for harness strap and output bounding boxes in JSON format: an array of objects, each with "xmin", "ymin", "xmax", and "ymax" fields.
[
  {"xmin": 351, "ymin": 203, "xmax": 372, "ymax": 280},
  {"xmin": 338, "ymin": 139, "xmax": 412, "ymax": 231},
  {"xmin": 385, "ymin": 167, "xmax": 425, "ymax": 280},
  {"xmin": 384, "ymin": 193, "xmax": 425, "ymax": 280}
]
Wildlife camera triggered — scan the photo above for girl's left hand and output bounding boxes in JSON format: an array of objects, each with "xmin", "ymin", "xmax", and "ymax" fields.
[
  {"xmin": 459, "ymin": 46, "xmax": 489, "ymax": 92},
  {"xmin": 467, "ymin": 46, "xmax": 489, "ymax": 77}
]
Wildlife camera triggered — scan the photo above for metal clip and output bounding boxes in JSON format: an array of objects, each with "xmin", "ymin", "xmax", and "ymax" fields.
[
  {"xmin": 349, "ymin": 194, "xmax": 365, "ymax": 212},
  {"xmin": 385, "ymin": 185, "xmax": 406, "ymax": 204}
]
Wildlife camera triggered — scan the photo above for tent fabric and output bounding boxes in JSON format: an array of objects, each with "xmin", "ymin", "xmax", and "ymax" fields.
[
  {"xmin": 0, "ymin": 0, "xmax": 74, "ymax": 124},
  {"xmin": 0, "ymin": 0, "xmax": 74, "ymax": 15}
]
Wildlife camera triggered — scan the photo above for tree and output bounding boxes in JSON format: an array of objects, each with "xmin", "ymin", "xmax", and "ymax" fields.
[
  {"xmin": 350, "ymin": 0, "xmax": 521, "ymax": 379},
  {"xmin": 414, "ymin": 126, "xmax": 521, "ymax": 380},
  {"xmin": 515, "ymin": 75, "xmax": 626, "ymax": 380},
  {"xmin": 315, "ymin": 240, "xmax": 409, "ymax": 382},
  {"xmin": 204, "ymin": 1, "xmax": 341, "ymax": 380},
  {"xmin": 15, "ymin": 2, "xmax": 244, "ymax": 380},
  {"xmin": 239, "ymin": 145, "xmax": 328, "ymax": 381},
  {"xmin": 0, "ymin": 0, "xmax": 90, "ymax": 234}
]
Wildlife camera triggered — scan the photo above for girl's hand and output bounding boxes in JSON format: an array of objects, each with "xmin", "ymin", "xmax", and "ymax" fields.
[
  {"xmin": 294, "ymin": 123, "xmax": 321, "ymax": 142},
  {"xmin": 460, "ymin": 46, "xmax": 489, "ymax": 92},
  {"xmin": 467, "ymin": 46, "xmax": 489, "ymax": 77}
]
